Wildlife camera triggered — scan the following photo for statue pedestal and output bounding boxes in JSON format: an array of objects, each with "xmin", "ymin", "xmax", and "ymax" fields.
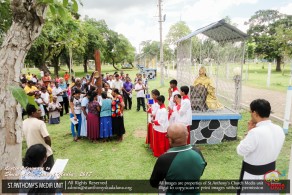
[{"xmin": 190, "ymin": 108, "xmax": 241, "ymax": 144}]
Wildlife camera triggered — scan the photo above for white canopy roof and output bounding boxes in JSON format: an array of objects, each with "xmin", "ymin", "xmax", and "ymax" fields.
[{"xmin": 177, "ymin": 19, "xmax": 248, "ymax": 43}]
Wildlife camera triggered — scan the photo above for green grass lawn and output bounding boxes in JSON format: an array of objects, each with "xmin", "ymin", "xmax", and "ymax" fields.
[
  {"xmin": 21, "ymin": 65, "xmax": 291, "ymax": 182},
  {"xmin": 242, "ymin": 62, "xmax": 291, "ymax": 92}
]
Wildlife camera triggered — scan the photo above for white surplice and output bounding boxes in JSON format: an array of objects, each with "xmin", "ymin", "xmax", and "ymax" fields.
[
  {"xmin": 153, "ymin": 106, "xmax": 169, "ymax": 133},
  {"xmin": 168, "ymin": 88, "xmax": 180, "ymax": 110},
  {"xmin": 176, "ymin": 97, "xmax": 192, "ymax": 126},
  {"xmin": 148, "ymin": 101, "xmax": 160, "ymax": 123},
  {"xmin": 237, "ymin": 120, "xmax": 285, "ymax": 180}
]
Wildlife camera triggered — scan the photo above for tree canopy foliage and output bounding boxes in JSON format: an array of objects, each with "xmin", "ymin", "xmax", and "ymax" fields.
[
  {"xmin": 165, "ymin": 21, "xmax": 191, "ymax": 46},
  {"xmin": 246, "ymin": 10, "xmax": 292, "ymax": 71},
  {"xmin": 0, "ymin": 0, "xmax": 12, "ymax": 43},
  {"xmin": 0, "ymin": 1, "xmax": 135, "ymax": 73}
]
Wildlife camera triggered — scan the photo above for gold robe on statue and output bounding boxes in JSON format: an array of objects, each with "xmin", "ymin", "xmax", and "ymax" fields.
[{"xmin": 193, "ymin": 76, "xmax": 223, "ymax": 110}]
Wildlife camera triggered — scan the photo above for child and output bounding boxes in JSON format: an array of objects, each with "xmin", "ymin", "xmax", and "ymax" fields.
[
  {"xmin": 40, "ymin": 86, "xmax": 50, "ymax": 122},
  {"xmin": 168, "ymin": 79, "xmax": 180, "ymax": 120},
  {"xmin": 151, "ymin": 95, "xmax": 169, "ymax": 157},
  {"xmin": 146, "ymin": 89, "xmax": 160, "ymax": 149},
  {"xmin": 169, "ymin": 94, "xmax": 182, "ymax": 125},
  {"xmin": 178, "ymin": 86, "xmax": 192, "ymax": 144},
  {"xmin": 134, "ymin": 78, "xmax": 146, "ymax": 112},
  {"xmin": 34, "ymin": 92, "xmax": 45, "ymax": 120},
  {"xmin": 48, "ymin": 96, "xmax": 62, "ymax": 124},
  {"xmin": 70, "ymin": 89, "xmax": 82, "ymax": 141}
]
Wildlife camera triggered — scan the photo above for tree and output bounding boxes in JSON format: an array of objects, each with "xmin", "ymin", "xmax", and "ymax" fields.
[
  {"xmin": 103, "ymin": 30, "xmax": 135, "ymax": 70},
  {"xmin": 82, "ymin": 18, "xmax": 108, "ymax": 73},
  {"xmin": 25, "ymin": 3, "xmax": 84, "ymax": 75},
  {"xmin": 141, "ymin": 40, "xmax": 160, "ymax": 58},
  {"xmin": 0, "ymin": 0, "xmax": 79, "ymax": 186},
  {"xmin": 139, "ymin": 40, "xmax": 160, "ymax": 67},
  {"xmin": 0, "ymin": 0, "xmax": 12, "ymax": 44},
  {"xmin": 163, "ymin": 44, "xmax": 173, "ymax": 62},
  {"xmin": 49, "ymin": 14, "xmax": 84, "ymax": 76},
  {"xmin": 165, "ymin": 21, "xmax": 191, "ymax": 46},
  {"xmin": 275, "ymin": 17, "xmax": 292, "ymax": 57},
  {"xmin": 246, "ymin": 10, "xmax": 292, "ymax": 71}
]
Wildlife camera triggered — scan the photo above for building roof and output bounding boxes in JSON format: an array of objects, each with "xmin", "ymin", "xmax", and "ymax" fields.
[{"xmin": 177, "ymin": 19, "xmax": 248, "ymax": 43}]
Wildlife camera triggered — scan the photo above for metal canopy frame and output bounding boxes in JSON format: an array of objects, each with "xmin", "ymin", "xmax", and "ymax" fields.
[{"xmin": 177, "ymin": 19, "xmax": 248, "ymax": 43}]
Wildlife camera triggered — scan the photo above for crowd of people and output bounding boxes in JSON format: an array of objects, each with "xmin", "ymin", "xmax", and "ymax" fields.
[
  {"xmin": 20, "ymin": 70, "xmax": 149, "ymax": 143},
  {"xmin": 20, "ymin": 68, "xmax": 194, "ymax": 152},
  {"xmin": 20, "ymin": 67, "xmax": 286, "ymax": 194}
]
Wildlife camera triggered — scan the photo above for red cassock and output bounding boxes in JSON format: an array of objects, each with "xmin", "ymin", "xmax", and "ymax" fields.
[
  {"xmin": 146, "ymin": 101, "xmax": 159, "ymax": 149},
  {"xmin": 152, "ymin": 104, "xmax": 170, "ymax": 157},
  {"xmin": 152, "ymin": 130, "xmax": 170, "ymax": 157},
  {"xmin": 146, "ymin": 123, "xmax": 154, "ymax": 149}
]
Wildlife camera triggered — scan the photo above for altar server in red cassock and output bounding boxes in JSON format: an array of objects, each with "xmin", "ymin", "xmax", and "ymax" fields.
[
  {"xmin": 168, "ymin": 80, "xmax": 180, "ymax": 123},
  {"xmin": 169, "ymin": 94, "xmax": 181, "ymax": 125},
  {"xmin": 152, "ymin": 95, "xmax": 169, "ymax": 157},
  {"xmin": 176, "ymin": 86, "xmax": 192, "ymax": 144},
  {"xmin": 146, "ymin": 89, "xmax": 160, "ymax": 149}
]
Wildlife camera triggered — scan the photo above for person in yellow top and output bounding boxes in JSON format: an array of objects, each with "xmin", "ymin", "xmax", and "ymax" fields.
[
  {"xmin": 25, "ymin": 72, "xmax": 32, "ymax": 81},
  {"xmin": 47, "ymin": 83, "xmax": 53, "ymax": 103},
  {"xmin": 24, "ymin": 80, "xmax": 38, "ymax": 96},
  {"xmin": 193, "ymin": 66, "xmax": 223, "ymax": 110}
]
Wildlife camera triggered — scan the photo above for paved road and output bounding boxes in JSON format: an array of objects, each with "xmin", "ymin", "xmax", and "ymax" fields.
[{"xmin": 241, "ymin": 85, "xmax": 287, "ymax": 122}]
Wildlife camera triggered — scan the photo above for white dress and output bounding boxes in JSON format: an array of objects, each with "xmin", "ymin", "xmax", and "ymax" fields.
[{"xmin": 80, "ymin": 97, "xmax": 89, "ymax": 137}]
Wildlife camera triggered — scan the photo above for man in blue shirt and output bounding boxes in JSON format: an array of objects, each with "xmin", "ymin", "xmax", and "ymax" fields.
[{"xmin": 122, "ymin": 77, "xmax": 133, "ymax": 110}]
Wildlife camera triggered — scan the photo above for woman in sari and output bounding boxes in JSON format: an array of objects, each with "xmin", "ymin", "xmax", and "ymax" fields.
[
  {"xmin": 111, "ymin": 88, "xmax": 125, "ymax": 141},
  {"xmin": 87, "ymin": 91, "xmax": 100, "ymax": 142}
]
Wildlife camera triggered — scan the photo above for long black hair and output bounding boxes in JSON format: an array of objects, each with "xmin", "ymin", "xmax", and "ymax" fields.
[
  {"xmin": 112, "ymin": 88, "xmax": 120, "ymax": 95},
  {"xmin": 89, "ymin": 91, "xmax": 98, "ymax": 102},
  {"xmin": 23, "ymin": 144, "xmax": 47, "ymax": 168}
]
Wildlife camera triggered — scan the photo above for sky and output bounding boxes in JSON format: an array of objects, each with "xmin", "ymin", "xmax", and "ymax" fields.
[{"xmin": 78, "ymin": 0, "xmax": 292, "ymax": 52}]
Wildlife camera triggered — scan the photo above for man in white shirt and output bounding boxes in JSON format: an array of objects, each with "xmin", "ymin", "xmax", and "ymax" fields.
[
  {"xmin": 237, "ymin": 99, "xmax": 285, "ymax": 194},
  {"xmin": 135, "ymin": 78, "xmax": 146, "ymax": 112},
  {"xmin": 112, "ymin": 74, "xmax": 123, "ymax": 94},
  {"xmin": 107, "ymin": 75, "xmax": 114, "ymax": 89}
]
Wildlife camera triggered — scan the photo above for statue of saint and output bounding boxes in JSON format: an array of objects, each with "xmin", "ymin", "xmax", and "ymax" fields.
[{"xmin": 193, "ymin": 66, "xmax": 223, "ymax": 110}]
